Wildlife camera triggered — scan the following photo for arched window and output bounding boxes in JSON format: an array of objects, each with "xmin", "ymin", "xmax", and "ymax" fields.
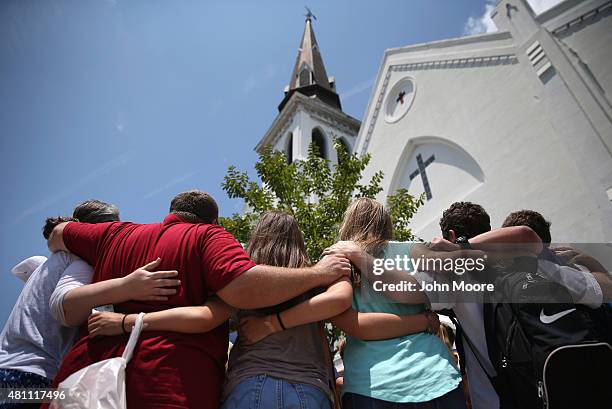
[
  {"xmin": 286, "ymin": 132, "xmax": 293, "ymax": 164},
  {"xmin": 311, "ymin": 128, "xmax": 326, "ymax": 158},
  {"xmin": 388, "ymin": 136, "xmax": 485, "ymax": 234},
  {"xmin": 299, "ymin": 68, "xmax": 311, "ymax": 87}
]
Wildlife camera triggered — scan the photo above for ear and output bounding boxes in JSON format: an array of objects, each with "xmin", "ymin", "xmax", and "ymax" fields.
[{"xmin": 448, "ymin": 230, "xmax": 457, "ymax": 242}]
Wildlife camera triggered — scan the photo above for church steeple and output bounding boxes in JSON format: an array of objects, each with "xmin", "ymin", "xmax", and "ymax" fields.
[
  {"xmin": 257, "ymin": 9, "xmax": 359, "ymax": 163},
  {"xmin": 278, "ymin": 12, "xmax": 341, "ymax": 112}
]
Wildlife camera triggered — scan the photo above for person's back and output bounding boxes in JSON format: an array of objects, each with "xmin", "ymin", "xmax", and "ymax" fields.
[
  {"xmin": 52, "ymin": 214, "xmax": 256, "ymax": 409},
  {"xmin": 0, "ymin": 252, "xmax": 86, "ymax": 382},
  {"xmin": 0, "ymin": 200, "xmax": 120, "ymax": 392},
  {"xmin": 343, "ymin": 241, "xmax": 462, "ymax": 405},
  {"xmin": 225, "ymin": 305, "xmax": 330, "ymax": 399},
  {"xmin": 336, "ymin": 198, "xmax": 464, "ymax": 409},
  {"xmin": 432, "ymin": 201, "xmax": 499, "ymax": 409},
  {"xmin": 223, "ymin": 211, "xmax": 334, "ymax": 409},
  {"xmin": 46, "ymin": 190, "xmax": 353, "ymax": 409}
]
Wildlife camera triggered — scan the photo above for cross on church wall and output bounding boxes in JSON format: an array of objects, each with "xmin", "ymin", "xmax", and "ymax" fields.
[
  {"xmin": 409, "ymin": 153, "xmax": 435, "ymax": 200},
  {"xmin": 396, "ymin": 91, "xmax": 406, "ymax": 104}
]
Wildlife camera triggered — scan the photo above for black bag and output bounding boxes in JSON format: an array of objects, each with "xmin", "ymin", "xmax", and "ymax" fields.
[
  {"xmin": 483, "ymin": 258, "xmax": 612, "ymax": 409},
  {"xmin": 542, "ymin": 342, "xmax": 612, "ymax": 409}
]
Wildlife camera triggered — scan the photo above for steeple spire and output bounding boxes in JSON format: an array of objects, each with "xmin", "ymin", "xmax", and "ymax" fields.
[{"xmin": 278, "ymin": 10, "xmax": 341, "ymax": 112}]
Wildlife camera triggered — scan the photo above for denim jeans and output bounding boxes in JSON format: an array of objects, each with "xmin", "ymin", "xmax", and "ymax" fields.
[
  {"xmin": 342, "ymin": 387, "xmax": 467, "ymax": 409},
  {"xmin": 222, "ymin": 374, "xmax": 331, "ymax": 409},
  {"xmin": 0, "ymin": 368, "xmax": 52, "ymax": 409}
]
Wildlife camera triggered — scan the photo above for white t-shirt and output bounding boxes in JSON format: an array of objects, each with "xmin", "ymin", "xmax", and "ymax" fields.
[
  {"xmin": 414, "ymin": 260, "xmax": 602, "ymax": 409},
  {"xmin": 0, "ymin": 251, "xmax": 93, "ymax": 379},
  {"xmin": 11, "ymin": 255, "xmax": 47, "ymax": 283}
]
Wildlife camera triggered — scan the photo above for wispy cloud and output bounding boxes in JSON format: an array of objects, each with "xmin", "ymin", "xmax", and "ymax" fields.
[
  {"xmin": 143, "ymin": 171, "xmax": 199, "ymax": 199},
  {"xmin": 14, "ymin": 152, "xmax": 131, "ymax": 224},
  {"xmin": 463, "ymin": 0, "xmax": 564, "ymax": 36},
  {"xmin": 340, "ymin": 77, "xmax": 375, "ymax": 101},
  {"xmin": 463, "ymin": 1, "xmax": 497, "ymax": 36}
]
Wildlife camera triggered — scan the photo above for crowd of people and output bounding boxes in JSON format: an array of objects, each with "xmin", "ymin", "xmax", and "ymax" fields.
[{"xmin": 0, "ymin": 190, "xmax": 610, "ymax": 409}]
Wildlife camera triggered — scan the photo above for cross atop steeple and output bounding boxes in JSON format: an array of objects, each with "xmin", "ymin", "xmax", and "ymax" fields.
[
  {"xmin": 278, "ymin": 10, "xmax": 341, "ymax": 111},
  {"xmin": 304, "ymin": 6, "xmax": 316, "ymax": 21}
]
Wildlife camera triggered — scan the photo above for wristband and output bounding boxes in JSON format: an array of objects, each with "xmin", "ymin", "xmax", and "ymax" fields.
[
  {"xmin": 276, "ymin": 312, "xmax": 287, "ymax": 331},
  {"xmin": 455, "ymin": 236, "xmax": 472, "ymax": 249},
  {"xmin": 121, "ymin": 314, "xmax": 128, "ymax": 334}
]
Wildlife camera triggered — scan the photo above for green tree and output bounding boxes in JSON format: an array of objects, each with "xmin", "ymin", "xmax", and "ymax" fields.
[{"xmin": 221, "ymin": 139, "xmax": 424, "ymax": 259}]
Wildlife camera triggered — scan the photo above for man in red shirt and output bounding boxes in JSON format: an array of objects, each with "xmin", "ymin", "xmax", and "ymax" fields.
[{"xmin": 44, "ymin": 190, "xmax": 350, "ymax": 409}]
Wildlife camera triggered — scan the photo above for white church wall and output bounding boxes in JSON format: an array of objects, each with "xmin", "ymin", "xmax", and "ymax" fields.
[
  {"xmin": 388, "ymin": 136, "xmax": 485, "ymax": 234},
  {"xmin": 552, "ymin": 9, "xmax": 612, "ymax": 100},
  {"xmin": 359, "ymin": 26, "xmax": 612, "ymax": 242}
]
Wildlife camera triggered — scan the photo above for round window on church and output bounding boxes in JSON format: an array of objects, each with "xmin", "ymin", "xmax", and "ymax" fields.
[{"xmin": 384, "ymin": 77, "xmax": 416, "ymax": 123}]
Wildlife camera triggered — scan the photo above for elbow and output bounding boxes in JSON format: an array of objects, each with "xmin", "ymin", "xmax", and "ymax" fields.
[
  {"xmin": 337, "ymin": 292, "xmax": 353, "ymax": 313},
  {"xmin": 60, "ymin": 299, "xmax": 87, "ymax": 327},
  {"xmin": 47, "ymin": 222, "xmax": 69, "ymax": 253},
  {"xmin": 518, "ymin": 226, "xmax": 543, "ymax": 254},
  {"xmin": 190, "ymin": 314, "xmax": 216, "ymax": 333},
  {"xmin": 345, "ymin": 328, "xmax": 364, "ymax": 340},
  {"xmin": 49, "ymin": 293, "xmax": 75, "ymax": 327},
  {"xmin": 62, "ymin": 303, "xmax": 83, "ymax": 327},
  {"xmin": 334, "ymin": 322, "xmax": 362, "ymax": 340},
  {"xmin": 346, "ymin": 325, "xmax": 371, "ymax": 340},
  {"xmin": 63, "ymin": 315, "xmax": 81, "ymax": 328},
  {"xmin": 328, "ymin": 291, "xmax": 353, "ymax": 316},
  {"xmin": 61, "ymin": 305, "xmax": 82, "ymax": 327}
]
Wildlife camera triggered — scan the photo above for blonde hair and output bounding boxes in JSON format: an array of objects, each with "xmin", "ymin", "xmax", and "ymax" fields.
[
  {"xmin": 247, "ymin": 211, "xmax": 310, "ymax": 268},
  {"xmin": 338, "ymin": 197, "xmax": 393, "ymax": 257},
  {"xmin": 338, "ymin": 198, "xmax": 393, "ymax": 285}
]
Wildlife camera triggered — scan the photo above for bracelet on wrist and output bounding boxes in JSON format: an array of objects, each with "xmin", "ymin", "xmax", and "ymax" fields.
[
  {"xmin": 121, "ymin": 314, "xmax": 128, "ymax": 334},
  {"xmin": 276, "ymin": 312, "xmax": 287, "ymax": 331}
]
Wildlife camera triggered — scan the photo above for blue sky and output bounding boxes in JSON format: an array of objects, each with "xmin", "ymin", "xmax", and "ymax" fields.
[{"xmin": 0, "ymin": 0, "xmax": 560, "ymax": 323}]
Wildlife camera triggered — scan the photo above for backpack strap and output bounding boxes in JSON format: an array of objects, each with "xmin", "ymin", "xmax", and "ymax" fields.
[
  {"xmin": 448, "ymin": 314, "xmax": 497, "ymax": 384},
  {"xmin": 451, "ymin": 310, "xmax": 514, "ymax": 408}
]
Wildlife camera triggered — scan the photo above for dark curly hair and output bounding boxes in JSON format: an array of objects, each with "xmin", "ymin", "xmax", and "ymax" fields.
[
  {"xmin": 439, "ymin": 202, "xmax": 491, "ymax": 240},
  {"xmin": 502, "ymin": 210, "xmax": 551, "ymax": 244},
  {"xmin": 43, "ymin": 216, "xmax": 76, "ymax": 240}
]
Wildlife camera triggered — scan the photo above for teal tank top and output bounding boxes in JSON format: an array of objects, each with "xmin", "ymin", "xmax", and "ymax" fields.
[{"xmin": 342, "ymin": 241, "xmax": 461, "ymax": 402}]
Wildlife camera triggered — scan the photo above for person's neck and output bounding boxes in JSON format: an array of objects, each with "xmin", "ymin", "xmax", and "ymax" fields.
[{"xmin": 171, "ymin": 212, "xmax": 204, "ymax": 224}]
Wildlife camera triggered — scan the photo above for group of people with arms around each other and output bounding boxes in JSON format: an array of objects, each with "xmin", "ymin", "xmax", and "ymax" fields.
[{"xmin": 0, "ymin": 190, "xmax": 610, "ymax": 409}]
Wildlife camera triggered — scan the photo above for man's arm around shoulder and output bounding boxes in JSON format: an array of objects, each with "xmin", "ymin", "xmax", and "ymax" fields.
[
  {"xmin": 48, "ymin": 222, "xmax": 70, "ymax": 253},
  {"xmin": 217, "ymin": 254, "xmax": 351, "ymax": 310}
]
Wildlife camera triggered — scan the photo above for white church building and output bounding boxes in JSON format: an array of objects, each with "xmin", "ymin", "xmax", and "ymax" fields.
[{"xmin": 257, "ymin": 0, "xmax": 612, "ymax": 244}]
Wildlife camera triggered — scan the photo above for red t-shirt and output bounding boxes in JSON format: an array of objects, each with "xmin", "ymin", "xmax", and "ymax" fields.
[{"xmin": 47, "ymin": 214, "xmax": 255, "ymax": 409}]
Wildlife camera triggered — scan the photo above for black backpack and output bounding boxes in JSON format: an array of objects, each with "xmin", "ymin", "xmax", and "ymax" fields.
[{"xmin": 482, "ymin": 258, "xmax": 612, "ymax": 409}]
